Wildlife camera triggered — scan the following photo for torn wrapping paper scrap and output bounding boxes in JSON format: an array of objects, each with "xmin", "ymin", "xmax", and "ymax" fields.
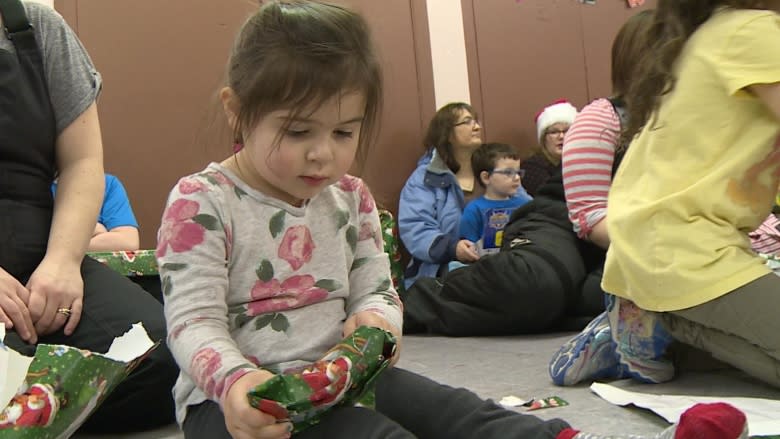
[
  {"xmin": 0, "ymin": 323, "xmax": 158, "ymax": 439},
  {"xmin": 499, "ymin": 395, "xmax": 533, "ymax": 407},
  {"xmin": 591, "ymin": 382, "xmax": 780, "ymax": 436},
  {"xmin": 526, "ymin": 396, "xmax": 569, "ymax": 411},
  {"xmin": 247, "ymin": 326, "xmax": 396, "ymax": 433}
]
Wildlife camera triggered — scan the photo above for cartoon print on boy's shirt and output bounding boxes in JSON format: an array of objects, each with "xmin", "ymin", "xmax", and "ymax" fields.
[{"xmin": 727, "ymin": 136, "xmax": 780, "ymax": 214}]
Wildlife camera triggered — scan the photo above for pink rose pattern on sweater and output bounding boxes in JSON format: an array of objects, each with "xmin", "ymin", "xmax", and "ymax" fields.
[
  {"xmin": 248, "ymin": 274, "xmax": 330, "ymax": 315},
  {"xmin": 156, "ymin": 199, "xmax": 208, "ymax": 258},
  {"xmin": 157, "ymin": 163, "xmax": 401, "ymax": 424},
  {"xmin": 278, "ymin": 225, "xmax": 316, "ymax": 270}
]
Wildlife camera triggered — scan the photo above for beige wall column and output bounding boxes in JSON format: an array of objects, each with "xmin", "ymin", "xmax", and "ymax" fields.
[{"xmin": 426, "ymin": 0, "xmax": 471, "ymax": 109}]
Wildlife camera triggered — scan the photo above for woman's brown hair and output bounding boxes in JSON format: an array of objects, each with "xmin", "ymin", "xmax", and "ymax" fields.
[
  {"xmin": 423, "ymin": 102, "xmax": 477, "ymax": 174},
  {"xmin": 621, "ymin": 0, "xmax": 765, "ymax": 144}
]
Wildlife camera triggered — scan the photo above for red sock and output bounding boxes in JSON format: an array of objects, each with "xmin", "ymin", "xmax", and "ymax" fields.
[
  {"xmin": 674, "ymin": 402, "xmax": 746, "ymax": 439},
  {"xmin": 556, "ymin": 428, "xmax": 580, "ymax": 439}
]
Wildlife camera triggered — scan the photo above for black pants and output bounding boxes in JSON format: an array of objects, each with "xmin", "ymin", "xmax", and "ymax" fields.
[
  {"xmin": 403, "ymin": 240, "xmax": 604, "ymax": 336},
  {"xmin": 4, "ymin": 257, "xmax": 178, "ymax": 433},
  {"xmin": 183, "ymin": 368, "xmax": 569, "ymax": 438}
]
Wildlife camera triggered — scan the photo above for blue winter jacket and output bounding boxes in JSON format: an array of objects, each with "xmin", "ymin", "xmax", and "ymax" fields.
[{"xmin": 398, "ymin": 150, "xmax": 465, "ymax": 289}]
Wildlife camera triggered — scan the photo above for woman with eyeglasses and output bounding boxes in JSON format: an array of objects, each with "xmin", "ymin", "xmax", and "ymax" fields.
[
  {"xmin": 398, "ymin": 103, "xmax": 483, "ymax": 290},
  {"xmin": 520, "ymin": 100, "xmax": 578, "ymax": 196},
  {"xmin": 399, "ymin": 103, "xmax": 533, "ymax": 290}
]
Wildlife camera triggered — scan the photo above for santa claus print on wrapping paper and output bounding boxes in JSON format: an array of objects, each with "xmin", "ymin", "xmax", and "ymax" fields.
[
  {"xmin": 301, "ymin": 355, "xmax": 353, "ymax": 407},
  {"xmin": 0, "ymin": 383, "xmax": 60, "ymax": 429}
]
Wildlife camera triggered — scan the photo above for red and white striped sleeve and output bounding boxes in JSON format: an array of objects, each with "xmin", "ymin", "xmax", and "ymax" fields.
[
  {"xmin": 749, "ymin": 214, "xmax": 780, "ymax": 256},
  {"xmin": 561, "ymin": 98, "xmax": 621, "ymax": 239}
]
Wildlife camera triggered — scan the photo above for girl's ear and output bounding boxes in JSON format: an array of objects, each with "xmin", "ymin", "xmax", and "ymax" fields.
[
  {"xmin": 480, "ymin": 170, "xmax": 491, "ymax": 187},
  {"xmin": 220, "ymin": 87, "xmax": 240, "ymax": 131}
]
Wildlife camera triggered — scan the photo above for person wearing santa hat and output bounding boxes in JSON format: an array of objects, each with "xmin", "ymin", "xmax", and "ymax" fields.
[{"xmin": 520, "ymin": 100, "xmax": 578, "ymax": 196}]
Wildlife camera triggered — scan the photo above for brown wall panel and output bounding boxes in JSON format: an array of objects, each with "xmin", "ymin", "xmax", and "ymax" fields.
[
  {"xmin": 580, "ymin": 0, "xmax": 656, "ymax": 100},
  {"xmin": 328, "ymin": 0, "xmax": 435, "ymax": 214},
  {"xmin": 463, "ymin": 0, "xmax": 656, "ymax": 157},
  {"xmin": 57, "ymin": 0, "xmax": 434, "ymax": 249},
  {"xmin": 72, "ymin": 0, "xmax": 254, "ymax": 249},
  {"xmin": 464, "ymin": 0, "xmax": 589, "ymax": 156},
  {"xmin": 53, "ymin": 0, "xmax": 76, "ymax": 29}
]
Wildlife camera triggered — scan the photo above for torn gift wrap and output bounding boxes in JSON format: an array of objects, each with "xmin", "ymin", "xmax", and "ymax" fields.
[
  {"xmin": 0, "ymin": 323, "xmax": 158, "ymax": 439},
  {"xmin": 247, "ymin": 326, "xmax": 397, "ymax": 433}
]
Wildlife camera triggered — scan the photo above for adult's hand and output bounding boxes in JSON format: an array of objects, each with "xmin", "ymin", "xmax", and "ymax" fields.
[
  {"xmin": 455, "ymin": 239, "xmax": 480, "ymax": 263},
  {"xmin": 0, "ymin": 267, "xmax": 36, "ymax": 344},
  {"xmin": 224, "ymin": 370, "xmax": 292, "ymax": 439},
  {"xmin": 26, "ymin": 258, "xmax": 83, "ymax": 337}
]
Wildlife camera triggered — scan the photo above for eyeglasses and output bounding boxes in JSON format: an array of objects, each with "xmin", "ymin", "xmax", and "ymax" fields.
[
  {"xmin": 490, "ymin": 168, "xmax": 525, "ymax": 178},
  {"xmin": 454, "ymin": 117, "xmax": 480, "ymax": 128},
  {"xmin": 546, "ymin": 128, "xmax": 568, "ymax": 137}
]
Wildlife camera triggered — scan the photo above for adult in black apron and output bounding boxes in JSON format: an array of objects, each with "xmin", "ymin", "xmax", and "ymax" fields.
[{"xmin": 0, "ymin": 0, "xmax": 176, "ymax": 432}]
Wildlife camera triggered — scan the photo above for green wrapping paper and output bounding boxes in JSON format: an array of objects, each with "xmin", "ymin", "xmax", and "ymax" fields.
[
  {"xmin": 87, "ymin": 250, "xmax": 159, "ymax": 277},
  {"xmin": 247, "ymin": 326, "xmax": 396, "ymax": 432},
  {"xmin": 0, "ymin": 324, "xmax": 157, "ymax": 438}
]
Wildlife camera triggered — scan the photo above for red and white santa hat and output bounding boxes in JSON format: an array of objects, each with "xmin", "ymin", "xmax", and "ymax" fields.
[{"xmin": 535, "ymin": 99, "xmax": 578, "ymax": 145}]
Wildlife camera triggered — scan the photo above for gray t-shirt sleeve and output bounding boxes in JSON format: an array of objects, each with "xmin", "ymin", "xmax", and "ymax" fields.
[{"xmin": 23, "ymin": 2, "xmax": 102, "ymax": 135}]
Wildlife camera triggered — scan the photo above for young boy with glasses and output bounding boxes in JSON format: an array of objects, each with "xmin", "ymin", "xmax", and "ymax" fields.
[{"xmin": 458, "ymin": 143, "xmax": 532, "ymax": 258}]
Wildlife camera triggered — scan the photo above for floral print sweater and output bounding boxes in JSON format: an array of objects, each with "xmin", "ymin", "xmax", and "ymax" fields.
[{"xmin": 156, "ymin": 163, "xmax": 402, "ymax": 424}]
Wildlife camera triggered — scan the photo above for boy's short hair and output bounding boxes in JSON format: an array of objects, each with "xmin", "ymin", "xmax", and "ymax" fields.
[{"xmin": 471, "ymin": 143, "xmax": 520, "ymax": 188}]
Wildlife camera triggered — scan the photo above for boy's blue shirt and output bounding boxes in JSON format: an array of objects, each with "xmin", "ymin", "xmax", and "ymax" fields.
[
  {"xmin": 459, "ymin": 193, "xmax": 532, "ymax": 252},
  {"xmin": 52, "ymin": 174, "xmax": 138, "ymax": 230}
]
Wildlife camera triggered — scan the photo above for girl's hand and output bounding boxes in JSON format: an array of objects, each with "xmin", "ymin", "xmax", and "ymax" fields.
[
  {"xmin": 224, "ymin": 370, "xmax": 293, "ymax": 439},
  {"xmin": 343, "ymin": 311, "xmax": 402, "ymax": 366},
  {"xmin": 26, "ymin": 259, "xmax": 83, "ymax": 336},
  {"xmin": 0, "ymin": 267, "xmax": 36, "ymax": 344},
  {"xmin": 455, "ymin": 239, "xmax": 480, "ymax": 263}
]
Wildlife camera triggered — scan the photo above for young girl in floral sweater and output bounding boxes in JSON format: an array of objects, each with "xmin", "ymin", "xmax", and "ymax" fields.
[{"xmin": 156, "ymin": 1, "xmax": 748, "ymax": 438}]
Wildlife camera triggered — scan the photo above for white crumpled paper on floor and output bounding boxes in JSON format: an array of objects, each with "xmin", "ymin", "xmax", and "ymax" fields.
[{"xmin": 591, "ymin": 382, "xmax": 780, "ymax": 436}]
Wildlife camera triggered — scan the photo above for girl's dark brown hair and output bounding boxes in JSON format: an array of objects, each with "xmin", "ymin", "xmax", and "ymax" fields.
[
  {"xmin": 227, "ymin": 0, "xmax": 382, "ymax": 159},
  {"xmin": 621, "ymin": 0, "xmax": 765, "ymax": 144},
  {"xmin": 423, "ymin": 102, "xmax": 477, "ymax": 173}
]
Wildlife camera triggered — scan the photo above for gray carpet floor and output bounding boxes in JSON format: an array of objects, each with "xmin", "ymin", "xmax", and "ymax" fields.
[{"xmin": 74, "ymin": 333, "xmax": 780, "ymax": 438}]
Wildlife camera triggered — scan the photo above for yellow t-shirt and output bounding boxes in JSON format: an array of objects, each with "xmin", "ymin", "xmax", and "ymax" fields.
[{"xmin": 603, "ymin": 9, "xmax": 780, "ymax": 312}]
